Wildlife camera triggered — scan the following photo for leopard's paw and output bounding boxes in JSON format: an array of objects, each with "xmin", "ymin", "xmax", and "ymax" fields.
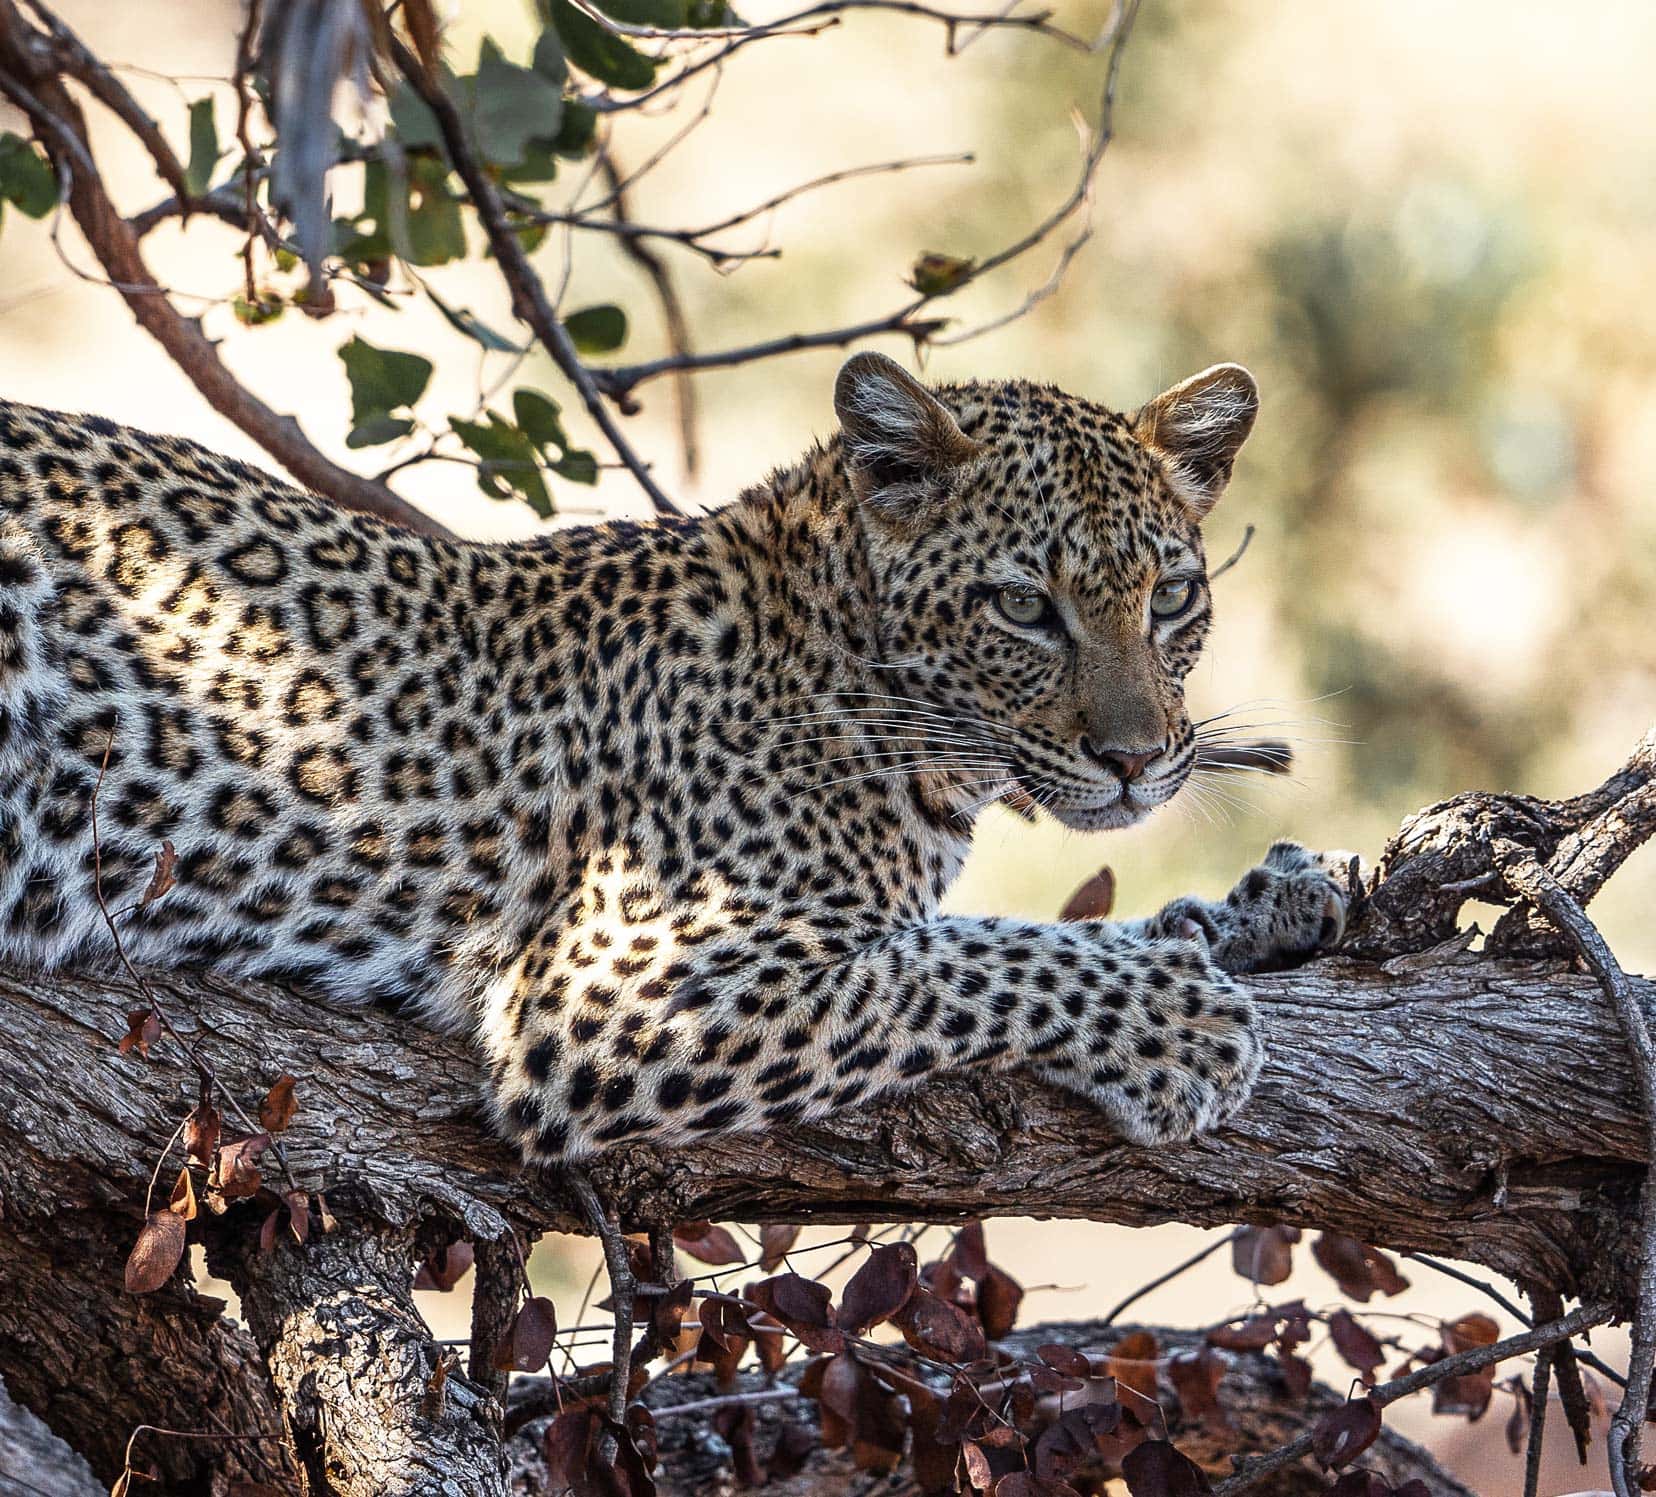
[{"xmin": 1176, "ymin": 841, "xmax": 1358, "ymax": 975}]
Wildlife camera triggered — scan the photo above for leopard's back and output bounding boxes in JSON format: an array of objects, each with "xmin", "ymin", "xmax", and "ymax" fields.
[{"xmin": 0, "ymin": 401, "xmax": 534, "ymax": 1022}]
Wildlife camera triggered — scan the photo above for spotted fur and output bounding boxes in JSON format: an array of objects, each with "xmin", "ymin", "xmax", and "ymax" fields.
[{"xmin": 0, "ymin": 354, "xmax": 1347, "ymax": 1159}]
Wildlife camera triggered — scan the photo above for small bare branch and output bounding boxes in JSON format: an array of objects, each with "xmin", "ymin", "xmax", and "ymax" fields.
[
  {"xmin": 591, "ymin": 0, "xmax": 1140, "ymax": 400},
  {"xmin": 1213, "ymin": 1301, "xmax": 1616, "ymax": 1497}
]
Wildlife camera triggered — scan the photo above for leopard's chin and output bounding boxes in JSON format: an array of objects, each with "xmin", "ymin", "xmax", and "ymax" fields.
[
  {"xmin": 1049, "ymin": 799, "xmax": 1150, "ymax": 832},
  {"xmin": 1046, "ymin": 776, "xmax": 1184, "ymax": 832}
]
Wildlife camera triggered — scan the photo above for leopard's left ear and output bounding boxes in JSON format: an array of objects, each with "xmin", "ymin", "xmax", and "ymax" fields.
[
  {"xmin": 1131, "ymin": 363, "xmax": 1259, "ymax": 517},
  {"xmin": 834, "ymin": 352, "xmax": 984, "ymax": 519}
]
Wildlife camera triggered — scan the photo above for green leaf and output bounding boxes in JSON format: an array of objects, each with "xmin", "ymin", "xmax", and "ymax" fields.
[
  {"xmin": 510, "ymin": 389, "xmax": 597, "ymax": 485},
  {"xmin": 451, "ymin": 413, "xmax": 553, "ymax": 517},
  {"xmin": 362, "ymin": 155, "xmax": 466, "ymax": 267},
  {"xmin": 0, "ymin": 133, "xmax": 57, "ymax": 218},
  {"xmin": 474, "ymin": 43, "xmax": 564, "ymax": 168},
  {"xmin": 185, "ymin": 98, "xmax": 218, "ymax": 196},
  {"xmin": 686, "ymin": 0, "xmax": 741, "ymax": 23},
  {"xmin": 426, "ymin": 284, "xmax": 523, "ymax": 353},
  {"xmin": 588, "ymin": 0, "xmax": 688, "ymax": 26},
  {"xmin": 552, "ymin": 448, "xmax": 599, "ymax": 485},
  {"xmin": 562, "ymin": 303, "xmax": 628, "ymax": 355},
  {"xmin": 388, "ymin": 83, "xmax": 445, "ymax": 151},
  {"xmin": 231, "ymin": 293, "xmax": 284, "ymax": 327},
  {"xmin": 908, "ymin": 251, "xmax": 976, "ymax": 296},
  {"xmin": 531, "ymin": 27, "xmax": 568, "ymax": 84},
  {"xmin": 339, "ymin": 337, "xmax": 433, "ymax": 429},
  {"xmin": 513, "ymin": 388, "xmax": 572, "ymax": 450},
  {"xmin": 548, "ymin": 0, "xmax": 658, "ymax": 90},
  {"xmin": 501, "ymin": 139, "xmax": 560, "ymax": 184},
  {"xmin": 345, "ymin": 415, "xmax": 415, "ymax": 448},
  {"xmin": 552, "ymin": 101, "xmax": 597, "ymax": 158}
]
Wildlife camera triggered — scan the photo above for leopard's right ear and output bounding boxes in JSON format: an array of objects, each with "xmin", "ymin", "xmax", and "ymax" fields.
[{"xmin": 833, "ymin": 352, "xmax": 983, "ymax": 519}]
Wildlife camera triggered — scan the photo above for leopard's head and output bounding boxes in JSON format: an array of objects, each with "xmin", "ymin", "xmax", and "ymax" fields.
[{"xmin": 834, "ymin": 351, "xmax": 1258, "ymax": 831}]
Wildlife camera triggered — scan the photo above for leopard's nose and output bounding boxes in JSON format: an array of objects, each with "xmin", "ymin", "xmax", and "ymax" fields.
[{"xmin": 1079, "ymin": 737, "xmax": 1161, "ymax": 783}]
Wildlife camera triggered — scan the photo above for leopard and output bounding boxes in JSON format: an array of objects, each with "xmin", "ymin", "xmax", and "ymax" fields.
[{"xmin": 0, "ymin": 351, "xmax": 1350, "ymax": 1161}]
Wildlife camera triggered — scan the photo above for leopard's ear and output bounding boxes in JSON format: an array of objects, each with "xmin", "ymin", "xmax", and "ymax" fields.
[
  {"xmin": 834, "ymin": 352, "xmax": 983, "ymax": 519},
  {"xmin": 1131, "ymin": 363, "xmax": 1259, "ymax": 517}
]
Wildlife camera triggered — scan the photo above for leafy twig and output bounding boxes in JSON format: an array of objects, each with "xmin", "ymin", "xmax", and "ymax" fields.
[{"xmin": 388, "ymin": 36, "xmax": 685, "ymax": 519}]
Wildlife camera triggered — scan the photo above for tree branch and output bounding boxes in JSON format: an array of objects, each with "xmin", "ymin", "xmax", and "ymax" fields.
[
  {"xmin": 212, "ymin": 1215, "xmax": 507, "ymax": 1497},
  {"xmin": 0, "ymin": 747, "xmax": 1651, "ymax": 1487},
  {"xmin": 388, "ymin": 36, "xmax": 686, "ymax": 519},
  {"xmin": 0, "ymin": 0, "xmax": 453, "ymax": 541}
]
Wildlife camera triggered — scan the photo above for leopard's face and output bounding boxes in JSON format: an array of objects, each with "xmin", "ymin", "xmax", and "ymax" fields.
[{"xmin": 835, "ymin": 356, "xmax": 1257, "ymax": 831}]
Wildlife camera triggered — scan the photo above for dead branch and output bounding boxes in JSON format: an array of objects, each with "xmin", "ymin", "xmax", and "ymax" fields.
[
  {"xmin": 589, "ymin": 0, "xmax": 1141, "ymax": 401},
  {"xmin": 1212, "ymin": 1301, "xmax": 1613, "ymax": 1496},
  {"xmin": 1493, "ymin": 838, "xmax": 1656, "ymax": 1497}
]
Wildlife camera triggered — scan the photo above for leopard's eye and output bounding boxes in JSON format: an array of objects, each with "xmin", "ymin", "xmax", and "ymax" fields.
[
  {"xmin": 996, "ymin": 584, "xmax": 1051, "ymax": 627},
  {"xmin": 1150, "ymin": 578, "xmax": 1197, "ymax": 620}
]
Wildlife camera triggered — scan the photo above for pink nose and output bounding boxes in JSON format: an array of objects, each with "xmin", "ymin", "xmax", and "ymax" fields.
[{"xmin": 1080, "ymin": 739, "xmax": 1159, "ymax": 782}]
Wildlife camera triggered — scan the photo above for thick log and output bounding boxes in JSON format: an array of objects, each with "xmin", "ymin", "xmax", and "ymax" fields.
[
  {"xmin": 0, "ymin": 1209, "xmax": 293, "ymax": 1491},
  {"xmin": 0, "ymin": 945, "xmax": 1644, "ymax": 1312},
  {"xmin": 213, "ymin": 1218, "xmax": 506, "ymax": 1497}
]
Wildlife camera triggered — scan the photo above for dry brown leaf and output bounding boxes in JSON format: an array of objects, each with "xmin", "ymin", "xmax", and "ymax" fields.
[
  {"xmin": 494, "ymin": 1295, "xmax": 558, "ymax": 1372},
  {"xmin": 168, "ymin": 1167, "xmax": 197, "ymax": 1221},
  {"xmin": 1059, "ymin": 865, "xmax": 1116, "ymax": 921},
  {"xmin": 673, "ymin": 1220, "xmax": 744, "ymax": 1266},
  {"xmin": 139, "ymin": 839, "xmax": 177, "ymax": 908},
  {"xmin": 218, "ymin": 1132, "xmax": 271, "ymax": 1200},
  {"xmin": 1108, "ymin": 1330, "xmax": 1162, "ymax": 1409},
  {"xmin": 118, "ymin": 1008, "xmax": 161, "ymax": 1059},
  {"xmin": 258, "ymin": 1075, "xmax": 298, "ymax": 1133},
  {"xmin": 125, "ymin": 1210, "xmax": 186, "ymax": 1293},
  {"xmin": 184, "ymin": 1102, "xmax": 221, "ymax": 1167},
  {"xmin": 759, "ymin": 1223, "xmax": 799, "ymax": 1272}
]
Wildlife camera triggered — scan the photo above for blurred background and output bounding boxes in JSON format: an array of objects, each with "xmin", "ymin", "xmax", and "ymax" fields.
[{"xmin": 4, "ymin": 1, "xmax": 1653, "ymax": 1490}]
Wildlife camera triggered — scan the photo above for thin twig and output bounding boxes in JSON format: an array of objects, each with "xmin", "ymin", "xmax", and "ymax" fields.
[
  {"xmin": 231, "ymin": 0, "xmax": 265, "ymax": 307},
  {"xmin": 1212, "ymin": 1300, "xmax": 1615, "ymax": 1496},
  {"xmin": 1408, "ymin": 1256, "xmax": 1626, "ymax": 1390},
  {"xmin": 1101, "ymin": 1229, "xmax": 1236, "ymax": 1326},
  {"xmin": 591, "ymin": 0, "xmax": 1139, "ymax": 398},
  {"xmin": 1523, "ymin": 1338, "xmax": 1553, "ymax": 1497},
  {"xmin": 1209, "ymin": 523, "xmax": 1256, "ymax": 582},
  {"xmin": 564, "ymin": 0, "xmax": 1093, "ymax": 46},
  {"xmin": 565, "ymin": 1167, "xmax": 637, "ymax": 1448},
  {"xmin": 1493, "ymin": 839, "xmax": 1656, "ymax": 1497},
  {"xmin": 598, "ymin": 149, "xmax": 701, "ymax": 482}
]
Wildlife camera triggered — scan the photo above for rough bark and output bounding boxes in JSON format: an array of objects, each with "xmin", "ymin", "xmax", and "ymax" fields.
[
  {"xmin": 0, "ymin": 948, "xmax": 1644, "ymax": 1297},
  {"xmin": 213, "ymin": 1217, "xmax": 506, "ymax": 1497},
  {"xmin": 0, "ymin": 947, "xmax": 1647, "ymax": 1488},
  {"xmin": 0, "ymin": 1210, "xmax": 293, "ymax": 1492}
]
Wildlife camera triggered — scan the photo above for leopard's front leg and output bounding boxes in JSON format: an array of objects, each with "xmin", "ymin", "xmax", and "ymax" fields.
[
  {"xmin": 503, "ymin": 912, "xmax": 1267, "ymax": 1155},
  {"xmin": 495, "ymin": 848, "xmax": 1352, "ymax": 1159}
]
